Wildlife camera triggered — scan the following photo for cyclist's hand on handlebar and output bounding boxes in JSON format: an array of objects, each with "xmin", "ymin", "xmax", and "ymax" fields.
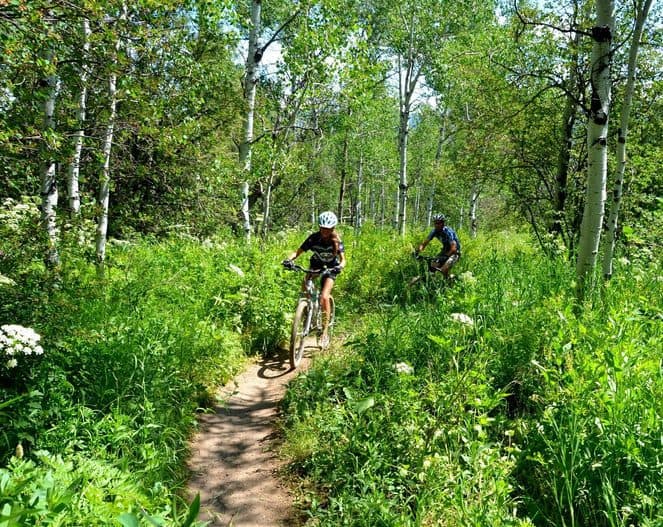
[{"xmin": 282, "ymin": 258, "xmax": 294, "ymax": 269}]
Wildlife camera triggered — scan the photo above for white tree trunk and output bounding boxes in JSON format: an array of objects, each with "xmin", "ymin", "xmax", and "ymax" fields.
[
  {"xmin": 96, "ymin": 6, "xmax": 125, "ymax": 275},
  {"xmin": 396, "ymin": 16, "xmax": 424, "ymax": 236},
  {"xmin": 576, "ymin": 0, "xmax": 615, "ymax": 298},
  {"xmin": 355, "ymin": 151, "xmax": 363, "ymax": 229},
  {"xmin": 470, "ymin": 185, "xmax": 479, "ymax": 238},
  {"xmin": 238, "ymin": 0, "xmax": 262, "ymax": 240},
  {"xmin": 397, "ymin": 106, "xmax": 409, "ymax": 234},
  {"xmin": 396, "ymin": 73, "xmax": 422, "ymax": 234},
  {"xmin": 602, "ymin": 0, "xmax": 653, "ymax": 279},
  {"xmin": 240, "ymin": 0, "xmax": 261, "ymax": 172},
  {"xmin": 40, "ymin": 49, "xmax": 60, "ymax": 269},
  {"xmin": 369, "ymin": 185, "xmax": 376, "ymax": 223},
  {"xmin": 262, "ymin": 169, "xmax": 274, "ymax": 237},
  {"xmin": 338, "ymin": 132, "xmax": 349, "ymax": 224},
  {"xmin": 68, "ymin": 18, "xmax": 90, "ymax": 216},
  {"xmin": 240, "ymin": 181, "xmax": 251, "ymax": 241},
  {"xmin": 394, "ymin": 186, "xmax": 400, "ymax": 229}
]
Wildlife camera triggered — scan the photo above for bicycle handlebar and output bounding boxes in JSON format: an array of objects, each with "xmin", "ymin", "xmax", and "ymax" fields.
[
  {"xmin": 282, "ymin": 261, "xmax": 337, "ymax": 275},
  {"xmin": 413, "ymin": 251, "xmax": 439, "ymax": 262}
]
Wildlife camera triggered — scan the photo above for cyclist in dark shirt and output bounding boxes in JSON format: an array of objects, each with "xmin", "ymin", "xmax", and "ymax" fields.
[
  {"xmin": 283, "ymin": 211, "xmax": 346, "ymax": 347},
  {"xmin": 415, "ymin": 213, "xmax": 460, "ymax": 279}
]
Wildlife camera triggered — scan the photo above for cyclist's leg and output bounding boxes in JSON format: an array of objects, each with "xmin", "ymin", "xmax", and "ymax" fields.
[
  {"xmin": 431, "ymin": 254, "xmax": 449, "ymax": 273},
  {"xmin": 439, "ymin": 254, "xmax": 459, "ymax": 278},
  {"xmin": 319, "ymin": 274, "xmax": 335, "ymax": 345}
]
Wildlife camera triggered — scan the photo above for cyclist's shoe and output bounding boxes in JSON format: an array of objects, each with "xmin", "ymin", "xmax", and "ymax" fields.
[
  {"xmin": 320, "ymin": 333, "xmax": 330, "ymax": 349},
  {"xmin": 282, "ymin": 259, "xmax": 294, "ymax": 269},
  {"xmin": 413, "ymin": 251, "xmax": 420, "ymax": 260}
]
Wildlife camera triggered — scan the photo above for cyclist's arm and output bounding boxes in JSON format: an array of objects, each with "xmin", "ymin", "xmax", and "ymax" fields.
[
  {"xmin": 287, "ymin": 247, "xmax": 304, "ymax": 261},
  {"xmin": 417, "ymin": 238, "xmax": 431, "ymax": 253},
  {"xmin": 447, "ymin": 240, "xmax": 457, "ymax": 256},
  {"xmin": 337, "ymin": 250, "xmax": 346, "ymax": 270}
]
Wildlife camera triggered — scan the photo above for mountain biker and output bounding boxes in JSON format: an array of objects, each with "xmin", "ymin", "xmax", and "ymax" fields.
[
  {"xmin": 415, "ymin": 213, "xmax": 461, "ymax": 279},
  {"xmin": 282, "ymin": 211, "xmax": 346, "ymax": 348}
]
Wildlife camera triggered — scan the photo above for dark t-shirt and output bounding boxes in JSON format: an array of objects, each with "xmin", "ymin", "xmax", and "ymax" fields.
[{"xmin": 299, "ymin": 232, "xmax": 345, "ymax": 269}]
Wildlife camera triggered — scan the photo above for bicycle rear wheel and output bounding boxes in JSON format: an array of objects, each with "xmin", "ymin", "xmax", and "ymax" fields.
[{"xmin": 290, "ymin": 300, "xmax": 309, "ymax": 369}]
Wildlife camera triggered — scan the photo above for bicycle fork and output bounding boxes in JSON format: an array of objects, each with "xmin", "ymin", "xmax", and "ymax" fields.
[{"xmin": 302, "ymin": 299, "xmax": 315, "ymax": 337}]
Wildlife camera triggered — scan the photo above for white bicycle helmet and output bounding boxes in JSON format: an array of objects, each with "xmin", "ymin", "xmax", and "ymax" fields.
[
  {"xmin": 432, "ymin": 213, "xmax": 446, "ymax": 222},
  {"xmin": 318, "ymin": 211, "xmax": 338, "ymax": 228}
]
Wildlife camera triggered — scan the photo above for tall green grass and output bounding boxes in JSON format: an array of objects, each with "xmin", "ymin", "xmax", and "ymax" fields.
[
  {"xmin": 0, "ymin": 230, "xmax": 302, "ymax": 525},
  {"xmin": 1, "ymin": 219, "xmax": 660, "ymax": 526},
  {"xmin": 280, "ymin": 228, "xmax": 663, "ymax": 526}
]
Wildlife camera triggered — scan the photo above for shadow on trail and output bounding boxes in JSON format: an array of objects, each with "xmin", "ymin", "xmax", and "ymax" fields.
[
  {"xmin": 258, "ymin": 336, "xmax": 318, "ymax": 379},
  {"xmin": 187, "ymin": 351, "xmax": 301, "ymax": 526}
]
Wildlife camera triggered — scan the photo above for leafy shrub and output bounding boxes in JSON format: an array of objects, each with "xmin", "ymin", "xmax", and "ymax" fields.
[{"xmin": 0, "ymin": 451, "xmax": 202, "ymax": 526}]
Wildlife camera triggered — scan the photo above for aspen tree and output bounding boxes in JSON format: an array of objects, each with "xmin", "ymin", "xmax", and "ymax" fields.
[
  {"xmin": 602, "ymin": 0, "xmax": 654, "ymax": 279},
  {"xmin": 576, "ymin": 0, "xmax": 615, "ymax": 299},
  {"xmin": 68, "ymin": 18, "xmax": 91, "ymax": 216},
  {"xmin": 96, "ymin": 5, "xmax": 126, "ymax": 276}
]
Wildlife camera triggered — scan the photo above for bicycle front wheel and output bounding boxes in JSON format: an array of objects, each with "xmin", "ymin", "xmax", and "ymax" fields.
[{"xmin": 290, "ymin": 300, "xmax": 310, "ymax": 369}]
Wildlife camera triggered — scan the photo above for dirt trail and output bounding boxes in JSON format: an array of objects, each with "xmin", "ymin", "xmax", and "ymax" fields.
[{"xmin": 187, "ymin": 340, "xmax": 317, "ymax": 526}]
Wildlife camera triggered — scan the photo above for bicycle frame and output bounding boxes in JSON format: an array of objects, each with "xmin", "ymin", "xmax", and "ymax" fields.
[
  {"xmin": 299, "ymin": 276, "xmax": 318, "ymax": 337},
  {"xmin": 283, "ymin": 263, "xmax": 335, "ymax": 369},
  {"xmin": 414, "ymin": 253, "xmax": 446, "ymax": 273}
]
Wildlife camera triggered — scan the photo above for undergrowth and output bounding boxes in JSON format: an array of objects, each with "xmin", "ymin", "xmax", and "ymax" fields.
[
  {"xmin": 1, "ymin": 217, "xmax": 660, "ymax": 526},
  {"xmin": 281, "ymin": 227, "xmax": 663, "ymax": 526}
]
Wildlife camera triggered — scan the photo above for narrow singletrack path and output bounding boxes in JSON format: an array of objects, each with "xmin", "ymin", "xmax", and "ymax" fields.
[{"xmin": 187, "ymin": 339, "xmax": 318, "ymax": 526}]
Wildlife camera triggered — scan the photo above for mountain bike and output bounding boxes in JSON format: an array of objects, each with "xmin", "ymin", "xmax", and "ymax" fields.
[
  {"xmin": 409, "ymin": 252, "xmax": 457, "ymax": 287},
  {"xmin": 282, "ymin": 262, "xmax": 336, "ymax": 369}
]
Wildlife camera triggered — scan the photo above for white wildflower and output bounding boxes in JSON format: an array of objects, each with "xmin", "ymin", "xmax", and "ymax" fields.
[
  {"xmin": 394, "ymin": 362, "xmax": 414, "ymax": 375},
  {"xmin": 450, "ymin": 313, "xmax": 474, "ymax": 326},
  {"xmin": 228, "ymin": 264, "xmax": 245, "ymax": 277},
  {"xmin": 0, "ymin": 324, "xmax": 44, "ymax": 368},
  {"xmin": 0, "ymin": 274, "xmax": 16, "ymax": 287},
  {"xmin": 459, "ymin": 271, "xmax": 476, "ymax": 284},
  {"xmin": 618, "ymin": 257, "xmax": 630, "ymax": 266}
]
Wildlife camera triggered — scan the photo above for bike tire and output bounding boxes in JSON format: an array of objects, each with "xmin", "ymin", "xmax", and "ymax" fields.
[{"xmin": 290, "ymin": 300, "xmax": 309, "ymax": 369}]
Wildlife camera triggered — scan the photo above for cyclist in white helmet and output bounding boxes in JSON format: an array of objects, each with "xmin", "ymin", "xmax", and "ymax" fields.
[
  {"xmin": 283, "ymin": 211, "xmax": 346, "ymax": 347},
  {"xmin": 415, "ymin": 213, "xmax": 461, "ymax": 279}
]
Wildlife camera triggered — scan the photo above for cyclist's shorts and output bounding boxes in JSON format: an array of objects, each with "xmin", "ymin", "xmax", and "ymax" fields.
[
  {"xmin": 430, "ymin": 253, "xmax": 460, "ymax": 272},
  {"xmin": 308, "ymin": 266, "xmax": 340, "ymax": 283}
]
